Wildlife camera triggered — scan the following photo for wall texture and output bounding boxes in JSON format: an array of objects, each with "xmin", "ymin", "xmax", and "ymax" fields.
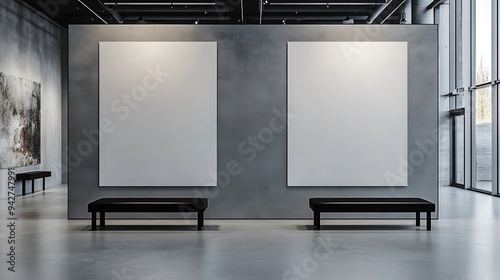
[
  {"xmin": 69, "ymin": 25, "xmax": 438, "ymax": 219},
  {"xmin": 0, "ymin": 0, "xmax": 65, "ymax": 198}
]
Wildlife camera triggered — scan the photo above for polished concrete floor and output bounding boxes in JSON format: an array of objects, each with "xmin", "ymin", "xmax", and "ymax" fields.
[{"xmin": 1, "ymin": 185, "xmax": 500, "ymax": 280}]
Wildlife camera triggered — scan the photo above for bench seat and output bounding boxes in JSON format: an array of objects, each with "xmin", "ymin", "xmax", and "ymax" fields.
[
  {"xmin": 309, "ymin": 198, "xmax": 436, "ymax": 231},
  {"xmin": 88, "ymin": 198, "xmax": 208, "ymax": 231},
  {"xmin": 16, "ymin": 171, "xmax": 51, "ymax": 196}
]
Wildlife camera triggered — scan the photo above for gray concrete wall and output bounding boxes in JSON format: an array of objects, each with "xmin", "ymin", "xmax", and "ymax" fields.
[
  {"xmin": 61, "ymin": 30, "xmax": 68, "ymax": 184},
  {"xmin": 68, "ymin": 25, "xmax": 438, "ymax": 219},
  {"xmin": 0, "ymin": 0, "xmax": 65, "ymax": 197}
]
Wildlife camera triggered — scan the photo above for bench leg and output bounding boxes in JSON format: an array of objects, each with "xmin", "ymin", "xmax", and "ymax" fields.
[
  {"xmin": 100, "ymin": 212, "xmax": 105, "ymax": 228},
  {"xmin": 31, "ymin": 179, "xmax": 35, "ymax": 194},
  {"xmin": 197, "ymin": 211, "xmax": 204, "ymax": 230},
  {"xmin": 91, "ymin": 212, "xmax": 96, "ymax": 231},
  {"xmin": 43, "ymin": 178, "xmax": 46, "ymax": 191},
  {"xmin": 426, "ymin": 212, "xmax": 431, "ymax": 231},
  {"xmin": 416, "ymin": 212, "xmax": 420, "ymax": 226},
  {"xmin": 314, "ymin": 211, "xmax": 320, "ymax": 230},
  {"xmin": 22, "ymin": 180, "xmax": 26, "ymax": 196}
]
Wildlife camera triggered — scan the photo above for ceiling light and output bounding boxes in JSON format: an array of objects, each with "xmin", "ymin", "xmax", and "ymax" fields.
[
  {"xmin": 137, "ymin": 2, "xmax": 146, "ymax": 24},
  {"xmin": 137, "ymin": 15, "xmax": 146, "ymax": 24},
  {"xmin": 400, "ymin": 12, "xmax": 407, "ymax": 24},
  {"xmin": 342, "ymin": 16, "xmax": 354, "ymax": 24}
]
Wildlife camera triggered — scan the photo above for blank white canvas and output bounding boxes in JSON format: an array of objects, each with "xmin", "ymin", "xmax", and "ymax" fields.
[
  {"xmin": 99, "ymin": 42, "xmax": 217, "ymax": 186},
  {"xmin": 287, "ymin": 42, "xmax": 407, "ymax": 186}
]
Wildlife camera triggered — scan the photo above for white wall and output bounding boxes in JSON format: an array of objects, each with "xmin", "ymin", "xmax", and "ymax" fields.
[{"xmin": 0, "ymin": 0, "xmax": 64, "ymax": 197}]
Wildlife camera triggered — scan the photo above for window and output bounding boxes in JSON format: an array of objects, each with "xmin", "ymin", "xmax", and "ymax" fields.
[
  {"xmin": 451, "ymin": 109, "xmax": 465, "ymax": 186},
  {"xmin": 474, "ymin": 86, "xmax": 492, "ymax": 192},
  {"xmin": 475, "ymin": 0, "xmax": 492, "ymax": 85},
  {"xmin": 469, "ymin": 0, "xmax": 494, "ymax": 193}
]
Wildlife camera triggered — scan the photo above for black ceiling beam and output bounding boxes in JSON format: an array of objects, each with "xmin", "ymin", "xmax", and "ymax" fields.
[
  {"xmin": 264, "ymin": 12, "xmax": 371, "ymax": 17},
  {"xmin": 21, "ymin": 0, "xmax": 401, "ymax": 25},
  {"xmin": 267, "ymin": 0, "xmax": 387, "ymax": 4},
  {"xmin": 60, "ymin": 15, "xmax": 112, "ymax": 23},
  {"xmin": 112, "ymin": 6, "xmax": 230, "ymax": 12},
  {"xmin": 122, "ymin": 15, "xmax": 231, "ymax": 21},
  {"xmin": 257, "ymin": 15, "xmax": 369, "ymax": 20},
  {"xmin": 96, "ymin": 0, "xmax": 123, "ymax": 23},
  {"xmin": 246, "ymin": 14, "xmax": 400, "ymax": 23},
  {"xmin": 117, "ymin": 12, "xmax": 229, "ymax": 18},
  {"xmin": 238, "ymin": 0, "xmax": 259, "ymax": 21},
  {"xmin": 104, "ymin": 0, "xmax": 219, "ymax": 4},
  {"xmin": 222, "ymin": 0, "xmax": 243, "ymax": 23},
  {"xmin": 245, "ymin": 17, "xmax": 370, "ymax": 24},
  {"xmin": 263, "ymin": 5, "xmax": 374, "ymax": 12}
]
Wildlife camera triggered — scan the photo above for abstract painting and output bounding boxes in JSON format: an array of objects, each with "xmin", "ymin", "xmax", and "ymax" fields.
[{"xmin": 0, "ymin": 73, "xmax": 41, "ymax": 168}]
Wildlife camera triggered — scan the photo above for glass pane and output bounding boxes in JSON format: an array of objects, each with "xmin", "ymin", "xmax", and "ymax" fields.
[
  {"xmin": 454, "ymin": 115, "xmax": 465, "ymax": 184},
  {"xmin": 475, "ymin": 0, "xmax": 492, "ymax": 84},
  {"xmin": 456, "ymin": 95, "xmax": 464, "ymax": 109},
  {"xmin": 475, "ymin": 86, "xmax": 492, "ymax": 191}
]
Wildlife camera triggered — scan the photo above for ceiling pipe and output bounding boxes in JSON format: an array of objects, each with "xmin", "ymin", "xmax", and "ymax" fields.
[
  {"xmin": 241, "ymin": 0, "xmax": 244, "ymax": 23},
  {"xmin": 77, "ymin": 0, "xmax": 108, "ymax": 24},
  {"xmin": 259, "ymin": 0, "xmax": 263, "ymax": 24},
  {"xmin": 380, "ymin": 0, "xmax": 406, "ymax": 23},
  {"xmin": 97, "ymin": 0, "xmax": 123, "ymax": 23},
  {"xmin": 366, "ymin": 0, "xmax": 392, "ymax": 23},
  {"xmin": 427, "ymin": 0, "xmax": 446, "ymax": 10}
]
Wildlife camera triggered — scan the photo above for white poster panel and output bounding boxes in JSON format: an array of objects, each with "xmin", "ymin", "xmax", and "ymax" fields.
[
  {"xmin": 287, "ymin": 42, "xmax": 407, "ymax": 186},
  {"xmin": 99, "ymin": 42, "xmax": 217, "ymax": 186}
]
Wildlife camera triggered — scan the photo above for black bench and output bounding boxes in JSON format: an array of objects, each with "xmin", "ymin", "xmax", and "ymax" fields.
[
  {"xmin": 16, "ymin": 171, "xmax": 51, "ymax": 196},
  {"xmin": 309, "ymin": 198, "xmax": 436, "ymax": 231},
  {"xmin": 88, "ymin": 198, "xmax": 208, "ymax": 231}
]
